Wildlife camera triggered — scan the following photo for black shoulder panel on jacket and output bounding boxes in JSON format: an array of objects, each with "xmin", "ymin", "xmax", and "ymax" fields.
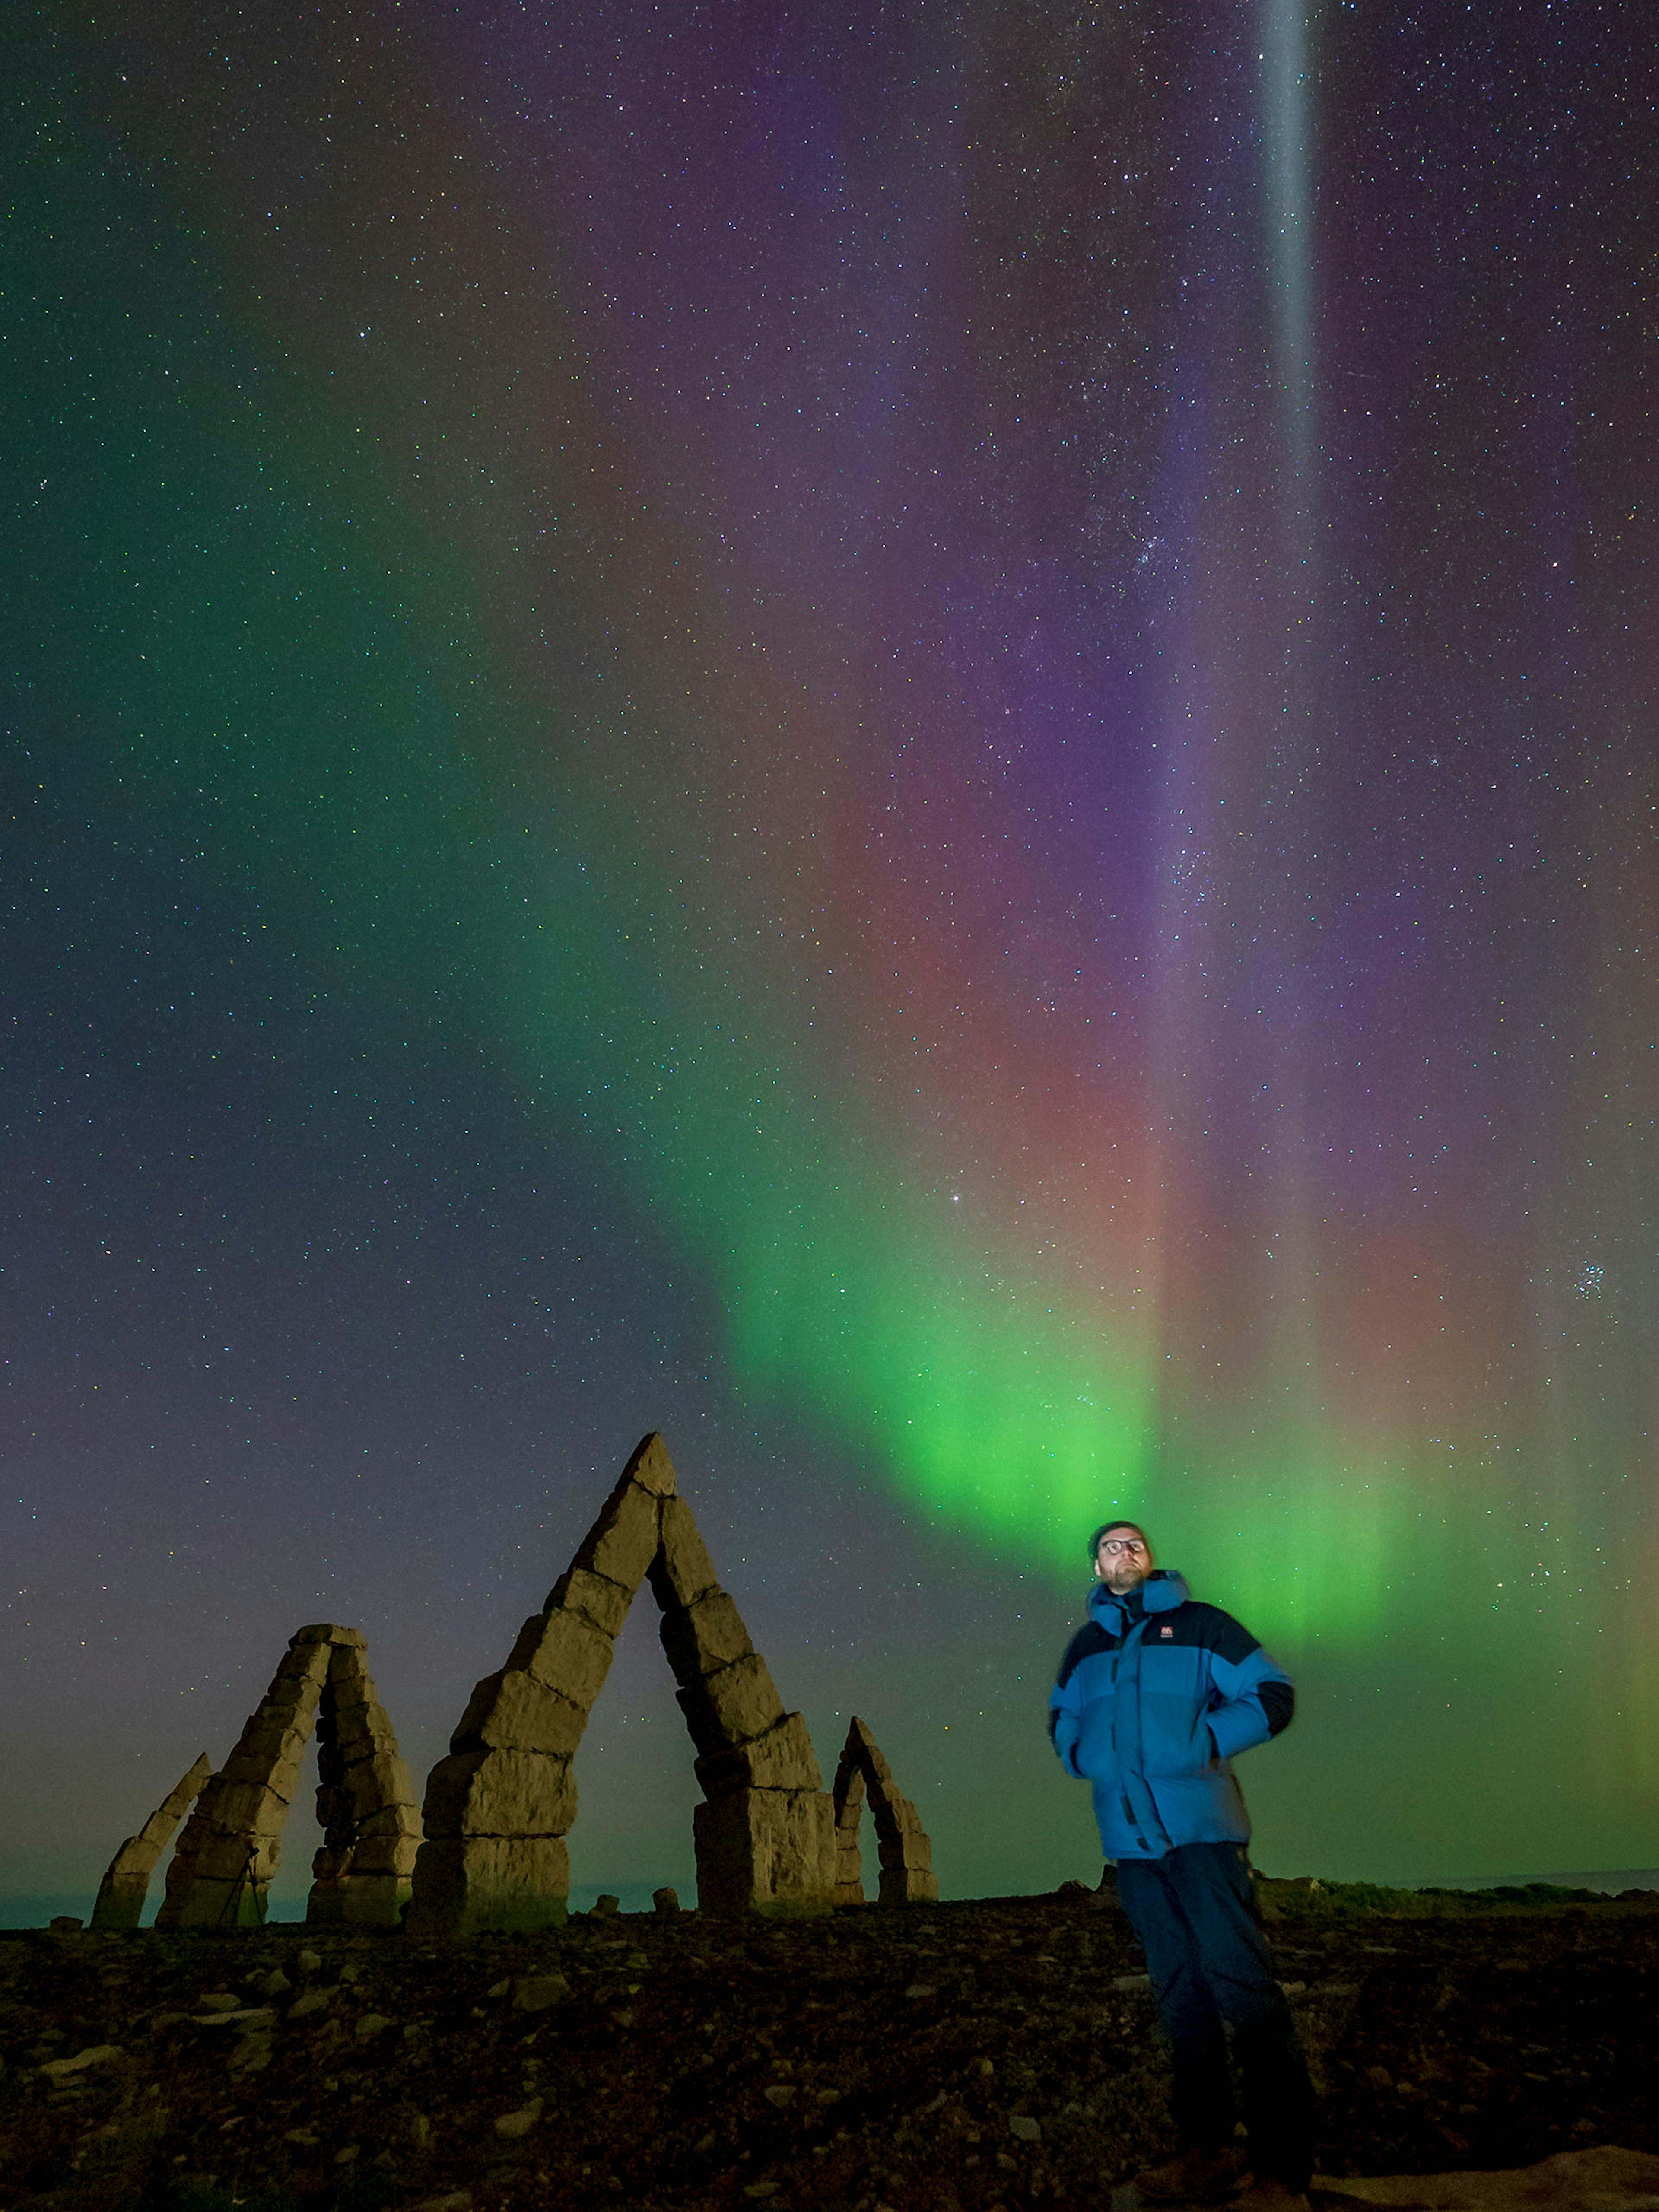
[
  {"xmin": 1054, "ymin": 1618, "xmax": 1115, "ymax": 1692},
  {"xmin": 1161, "ymin": 1601, "xmax": 1262, "ymax": 1668},
  {"xmin": 1259, "ymin": 1679, "xmax": 1294, "ymax": 1737}
]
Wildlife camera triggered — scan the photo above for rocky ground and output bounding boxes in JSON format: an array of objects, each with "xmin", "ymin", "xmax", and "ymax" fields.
[{"xmin": 2, "ymin": 1884, "xmax": 1655, "ymax": 2212}]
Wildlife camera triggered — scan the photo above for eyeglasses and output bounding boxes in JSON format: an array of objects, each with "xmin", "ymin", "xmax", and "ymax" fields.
[{"xmin": 1097, "ymin": 1536, "xmax": 1147, "ymax": 1557}]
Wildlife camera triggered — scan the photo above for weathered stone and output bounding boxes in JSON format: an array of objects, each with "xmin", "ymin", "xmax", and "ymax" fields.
[
  {"xmin": 695, "ymin": 1711, "xmax": 824, "ymax": 1799},
  {"xmin": 91, "ymin": 1874, "xmax": 150, "ymax": 1929},
  {"xmin": 167, "ymin": 1873, "xmax": 264, "ymax": 1931},
  {"xmin": 273, "ymin": 1642, "xmax": 334, "ymax": 1691},
  {"xmin": 286, "ymin": 1622, "xmax": 365, "ymax": 1649},
  {"xmin": 676, "ymin": 1653, "xmax": 788, "ymax": 1757},
  {"xmin": 647, "ymin": 1496, "xmax": 719, "ymax": 1608},
  {"xmin": 620, "ymin": 1429, "xmax": 679, "ymax": 1497},
  {"xmin": 208, "ymin": 1780, "xmax": 292, "ymax": 1835},
  {"xmin": 877, "ymin": 1805, "xmax": 933, "ymax": 1869},
  {"xmin": 569, "ymin": 1474, "xmax": 663, "ymax": 1592},
  {"xmin": 451, "ymin": 1668, "xmax": 590, "ymax": 1758},
  {"xmin": 194, "ymin": 1827, "xmax": 282, "ymax": 1884},
  {"xmin": 842, "ymin": 1715, "xmax": 893, "ymax": 1783},
  {"xmin": 693, "ymin": 1787, "xmax": 836, "ymax": 1916},
  {"xmin": 652, "ymin": 1887, "xmax": 681, "ymax": 1915},
  {"xmin": 423, "ymin": 1748, "xmax": 577, "ymax": 1838},
  {"xmin": 660, "ymin": 1589, "xmax": 756, "ymax": 1686},
  {"xmin": 355, "ymin": 1800, "xmax": 424, "ymax": 1840},
  {"xmin": 340, "ymin": 1752, "xmax": 416, "ymax": 1821},
  {"xmin": 407, "ymin": 1835, "xmax": 569, "ymax": 1935},
  {"xmin": 346, "ymin": 1830, "xmax": 421, "ymax": 1878},
  {"xmin": 334, "ymin": 1708, "xmax": 400, "ymax": 1760},
  {"xmin": 879, "ymin": 1864, "xmax": 941, "ymax": 1905},
  {"xmin": 508, "ymin": 1607, "xmax": 616, "ymax": 1712},
  {"xmin": 545, "ymin": 1566, "xmax": 635, "ymax": 1639},
  {"xmin": 219, "ymin": 1749, "xmax": 304, "ymax": 1804}
]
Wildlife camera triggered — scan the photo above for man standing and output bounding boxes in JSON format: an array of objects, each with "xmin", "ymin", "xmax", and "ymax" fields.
[{"xmin": 1049, "ymin": 1520, "xmax": 1315, "ymax": 2210}]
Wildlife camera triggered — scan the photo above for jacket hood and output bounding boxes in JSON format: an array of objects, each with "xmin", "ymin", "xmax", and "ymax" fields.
[{"xmin": 1087, "ymin": 1566, "xmax": 1190, "ymax": 1631}]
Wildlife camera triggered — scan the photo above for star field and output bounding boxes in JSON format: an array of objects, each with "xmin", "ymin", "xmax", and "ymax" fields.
[{"xmin": 3, "ymin": 0, "xmax": 1656, "ymax": 1914}]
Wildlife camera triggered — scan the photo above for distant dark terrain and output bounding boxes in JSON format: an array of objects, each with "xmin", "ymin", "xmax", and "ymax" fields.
[{"xmin": 2, "ymin": 1883, "xmax": 1656, "ymax": 2212}]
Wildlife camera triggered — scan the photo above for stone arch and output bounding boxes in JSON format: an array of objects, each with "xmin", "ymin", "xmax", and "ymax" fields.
[
  {"xmin": 409, "ymin": 1432, "xmax": 835, "ymax": 1934},
  {"xmin": 153, "ymin": 1625, "xmax": 422, "ymax": 1930},
  {"xmin": 91, "ymin": 1754, "xmax": 214, "ymax": 1930},
  {"xmin": 832, "ymin": 1716, "xmax": 940, "ymax": 1906}
]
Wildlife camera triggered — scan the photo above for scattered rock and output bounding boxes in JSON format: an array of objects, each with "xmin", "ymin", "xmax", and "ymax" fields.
[
  {"xmin": 653, "ymin": 1886, "xmax": 681, "ymax": 1915},
  {"xmin": 591, "ymin": 1894, "xmax": 621, "ymax": 1917},
  {"xmin": 38, "ymin": 2044, "xmax": 124, "ymax": 2079},
  {"xmin": 288, "ymin": 1987, "xmax": 331, "ymax": 2018},
  {"xmin": 1009, "ymin": 2113, "xmax": 1042, "ymax": 2143},
  {"xmin": 355, "ymin": 2012, "xmax": 395, "ymax": 2038},
  {"xmin": 511, "ymin": 1973, "xmax": 570, "ymax": 2011},
  {"xmin": 493, "ymin": 2096, "xmax": 544, "ymax": 2139}
]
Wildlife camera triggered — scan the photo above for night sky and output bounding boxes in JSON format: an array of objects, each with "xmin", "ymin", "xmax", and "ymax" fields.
[{"xmin": 5, "ymin": 0, "xmax": 1656, "ymax": 1920}]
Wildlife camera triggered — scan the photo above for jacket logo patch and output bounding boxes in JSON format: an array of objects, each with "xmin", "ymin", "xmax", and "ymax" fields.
[{"xmin": 1160, "ymin": 1625, "xmax": 1174, "ymax": 1637}]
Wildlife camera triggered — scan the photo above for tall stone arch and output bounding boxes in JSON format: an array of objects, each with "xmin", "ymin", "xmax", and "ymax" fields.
[
  {"xmin": 155, "ymin": 1625, "xmax": 422, "ymax": 1929},
  {"xmin": 409, "ymin": 1433, "xmax": 835, "ymax": 1934},
  {"xmin": 832, "ymin": 1716, "xmax": 940, "ymax": 1906}
]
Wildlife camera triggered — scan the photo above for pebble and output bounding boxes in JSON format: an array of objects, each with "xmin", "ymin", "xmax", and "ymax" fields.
[
  {"xmin": 295, "ymin": 1950, "xmax": 323, "ymax": 1975},
  {"xmin": 355, "ymin": 2014, "xmax": 395, "ymax": 2039},
  {"xmin": 1112, "ymin": 1974, "xmax": 1152, "ymax": 1993},
  {"xmin": 1009, "ymin": 2115, "xmax": 1042, "ymax": 2143},
  {"xmin": 288, "ymin": 1988, "xmax": 332, "ymax": 2018},
  {"xmin": 764, "ymin": 2084, "xmax": 797, "ymax": 2107},
  {"xmin": 905, "ymin": 1982, "xmax": 938, "ymax": 1999}
]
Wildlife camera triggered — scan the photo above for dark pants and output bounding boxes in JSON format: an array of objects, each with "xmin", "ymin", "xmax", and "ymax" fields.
[{"xmin": 1116, "ymin": 1841, "xmax": 1315, "ymax": 2191}]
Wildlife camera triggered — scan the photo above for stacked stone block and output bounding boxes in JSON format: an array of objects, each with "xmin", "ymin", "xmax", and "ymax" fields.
[
  {"xmin": 90, "ymin": 1754, "xmax": 213, "ymax": 1931},
  {"xmin": 831, "ymin": 1715, "xmax": 940, "ymax": 1907},
  {"xmin": 307, "ymin": 1639, "xmax": 423, "ymax": 1927},
  {"xmin": 154, "ymin": 1624, "xmax": 420, "ymax": 1931},
  {"xmin": 409, "ymin": 1430, "xmax": 836, "ymax": 1932},
  {"xmin": 157, "ymin": 1628, "xmax": 336, "ymax": 1929}
]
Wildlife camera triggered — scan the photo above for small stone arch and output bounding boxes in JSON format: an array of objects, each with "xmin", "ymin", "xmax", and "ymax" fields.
[
  {"xmin": 409, "ymin": 1432, "xmax": 835, "ymax": 1933},
  {"xmin": 153, "ymin": 1625, "xmax": 422, "ymax": 1929},
  {"xmin": 832, "ymin": 1716, "xmax": 939, "ymax": 1906}
]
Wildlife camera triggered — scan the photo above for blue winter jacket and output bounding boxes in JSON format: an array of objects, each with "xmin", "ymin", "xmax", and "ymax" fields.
[{"xmin": 1047, "ymin": 1569, "xmax": 1294, "ymax": 1861}]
